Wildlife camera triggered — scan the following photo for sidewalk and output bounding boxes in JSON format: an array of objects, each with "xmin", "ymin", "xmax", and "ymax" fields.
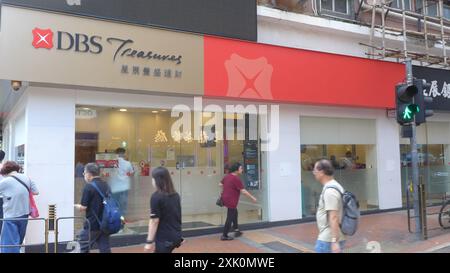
[{"xmin": 111, "ymin": 210, "xmax": 450, "ymax": 253}]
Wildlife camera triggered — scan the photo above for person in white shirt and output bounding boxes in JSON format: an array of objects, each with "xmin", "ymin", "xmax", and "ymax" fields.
[
  {"xmin": 110, "ymin": 148, "xmax": 134, "ymax": 217},
  {"xmin": 313, "ymin": 159, "xmax": 346, "ymax": 253},
  {"xmin": 341, "ymin": 151, "xmax": 355, "ymax": 170}
]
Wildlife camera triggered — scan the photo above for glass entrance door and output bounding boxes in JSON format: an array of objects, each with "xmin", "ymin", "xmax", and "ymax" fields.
[{"xmin": 174, "ymin": 111, "xmax": 223, "ymax": 229}]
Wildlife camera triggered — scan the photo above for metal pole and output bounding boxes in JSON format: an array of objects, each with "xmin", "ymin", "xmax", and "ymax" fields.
[
  {"xmin": 420, "ymin": 178, "xmax": 428, "ymax": 240},
  {"xmin": 381, "ymin": 1, "xmax": 386, "ymax": 58},
  {"xmin": 45, "ymin": 219, "xmax": 49, "ymax": 253},
  {"xmin": 406, "ymin": 58, "xmax": 422, "ymax": 238},
  {"xmin": 370, "ymin": 1, "xmax": 376, "ymax": 58},
  {"xmin": 439, "ymin": 0, "xmax": 447, "ymax": 65},
  {"xmin": 402, "ymin": 0, "xmax": 408, "ymax": 59}
]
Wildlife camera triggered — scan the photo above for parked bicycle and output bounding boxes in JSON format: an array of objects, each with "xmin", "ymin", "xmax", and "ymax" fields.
[{"xmin": 438, "ymin": 199, "xmax": 450, "ymax": 229}]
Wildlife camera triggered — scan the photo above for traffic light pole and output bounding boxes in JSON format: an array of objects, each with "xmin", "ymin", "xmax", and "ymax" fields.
[{"xmin": 405, "ymin": 58, "xmax": 422, "ymax": 238}]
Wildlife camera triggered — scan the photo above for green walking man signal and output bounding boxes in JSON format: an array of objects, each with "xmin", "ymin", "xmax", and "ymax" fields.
[
  {"xmin": 403, "ymin": 104, "xmax": 419, "ymax": 120},
  {"xmin": 395, "ymin": 79, "xmax": 433, "ymax": 126}
]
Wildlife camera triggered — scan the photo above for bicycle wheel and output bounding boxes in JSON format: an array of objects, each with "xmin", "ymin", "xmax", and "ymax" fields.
[{"xmin": 439, "ymin": 202, "xmax": 450, "ymax": 229}]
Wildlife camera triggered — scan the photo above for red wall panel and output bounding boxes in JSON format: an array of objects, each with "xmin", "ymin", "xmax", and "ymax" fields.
[{"xmin": 204, "ymin": 36, "xmax": 405, "ymax": 108}]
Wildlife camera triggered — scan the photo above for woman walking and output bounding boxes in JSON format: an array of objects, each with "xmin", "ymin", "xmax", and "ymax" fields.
[
  {"xmin": 0, "ymin": 161, "xmax": 39, "ymax": 253},
  {"xmin": 220, "ymin": 162, "xmax": 257, "ymax": 241},
  {"xmin": 144, "ymin": 166, "xmax": 183, "ymax": 253}
]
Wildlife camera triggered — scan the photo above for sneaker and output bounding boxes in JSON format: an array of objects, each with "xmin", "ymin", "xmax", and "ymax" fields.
[
  {"xmin": 220, "ymin": 236, "xmax": 234, "ymax": 241},
  {"xmin": 234, "ymin": 230, "xmax": 243, "ymax": 237}
]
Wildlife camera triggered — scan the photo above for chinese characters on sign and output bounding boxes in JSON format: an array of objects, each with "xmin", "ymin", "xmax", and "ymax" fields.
[
  {"xmin": 424, "ymin": 80, "xmax": 450, "ymax": 99},
  {"xmin": 413, "ymin": 65, "xmax": 450, "ymax": 111},
  {"xmin": 120, "ymin": 65, "xmax": 182, "ymax": 79}
]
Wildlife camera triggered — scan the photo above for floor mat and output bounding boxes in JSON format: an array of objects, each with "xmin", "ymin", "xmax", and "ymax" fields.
[
  {"xmin": 128, "ymin": 221, "xmax": 215, "ymax": 233},
  {"xmin": 262, "ymin": 241, "xmax": 303, "ymax": 253}
]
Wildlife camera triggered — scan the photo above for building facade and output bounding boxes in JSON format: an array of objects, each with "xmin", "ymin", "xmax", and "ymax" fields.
[{"xmin": 0, "ymin": 0, "xmax": 448, "ymax": 250}]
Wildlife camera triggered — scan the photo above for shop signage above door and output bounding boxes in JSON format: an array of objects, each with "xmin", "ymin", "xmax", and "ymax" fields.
[
  {"xmin": 0, "ymin": 6, "xmax": 203, "ymax": 95},
  {"xmin": 412, "ymin": 65, "xmax": 450, "ymax": 111},
  {"xmin": 32, "ymin": 27, "xmax": 183, "ymax": 65},
  {"xmin": 0, "ymin": 5, "xmax": 410, "ymax": 109},
  {"xmin": 1, "ymin": 0, "xmax": 257, "ymax": 41}
]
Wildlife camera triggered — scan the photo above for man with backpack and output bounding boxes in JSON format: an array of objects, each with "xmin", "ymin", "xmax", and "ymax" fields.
[
  {"xmin": 75, "ymin": 163, "xmax": 113, "ymax": 253},
  {"xmin": 312, "ymin": 159, "xmax": 359, "ymax": 253}
]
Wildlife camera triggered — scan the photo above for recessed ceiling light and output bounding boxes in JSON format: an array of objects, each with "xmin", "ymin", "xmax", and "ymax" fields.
[
  {"xmin": 152, "ymin": 111, "xmax": 159, "ymax": 114},
  {"xmin": 119, "ymin": 109, "xmax": 127, "ymax": 112},
  {"xmin": 161, "ymin": 110, "xmax": 168, "ymax": 112},
  {"xmin": 83, "ymin": 108, "xmax": 90, "ymax": 110}
]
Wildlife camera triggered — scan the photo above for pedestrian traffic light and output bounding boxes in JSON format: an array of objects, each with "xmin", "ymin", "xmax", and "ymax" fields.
[
  {"xmin": 413, "ymin": 78, "xmax": 433, "ymax": 126},
  {"xmin": 396, "ymin": 82, "xmax": 419, "ymax": 125}
]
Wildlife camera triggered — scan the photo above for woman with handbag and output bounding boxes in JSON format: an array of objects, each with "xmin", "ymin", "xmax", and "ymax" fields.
[
  {"xmin": 0, "ymin": 161, "xmax": 39, "ymax": 253},
  {"xmin": 219, "ymin": 162, "xmax": 257, "ymax": 241}
]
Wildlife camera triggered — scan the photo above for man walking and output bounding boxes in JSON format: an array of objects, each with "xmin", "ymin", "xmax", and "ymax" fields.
[
  {"xmin": 312, "ymin": 159, "xmax": 345, "ymax": 253},
  {"xmin": 110, "ymin": 148, "xmax": 134, "ymax": 218},
  {"xmin": 75, "ymin": 163, "xmax": 111, "ymax": 253}
]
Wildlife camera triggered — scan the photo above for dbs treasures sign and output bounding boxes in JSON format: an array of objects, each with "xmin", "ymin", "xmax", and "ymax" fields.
[
  {"xmin": 1, "ymin": 0, "xmax": 257, "ymax": 41},
  {"xmin": 31, "ymin": 28, "xmax": 183, "ymax": 65},
  {"xmin": 0, "ymin": 6, "xmax": 203, "ymax": 95}
]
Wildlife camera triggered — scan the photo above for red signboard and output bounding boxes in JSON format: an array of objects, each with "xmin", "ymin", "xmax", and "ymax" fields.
[{"xmin": 204, "ymin": 36, "xmax": 404, "ymax": 108}]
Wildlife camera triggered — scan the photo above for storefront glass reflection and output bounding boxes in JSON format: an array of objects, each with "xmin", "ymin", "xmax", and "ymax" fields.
[
  {"xmin": 74, "ymin": 106, "xmax": 267, "ymax": 235},
  {"xmin": 301, "ymin": 144, "xmax": 379, "ymax": 216},
  {"xmin": 400, "ymin": 122, "xmax": 450, "ymax": 206},
  {"xmin": 300, "ymin": 117, "xmax": 379, "ymax": 217}
]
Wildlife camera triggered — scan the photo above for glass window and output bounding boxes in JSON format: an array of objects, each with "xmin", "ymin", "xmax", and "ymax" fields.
[
  {"xmin": 321, "ymin": 0, "xmax": 333, "ymax": 11},
  {"xmin": 320, "ymin": 0, "xmax": 350, "ymax": 14},
  {"xmin": 427, "ymin": 1, "xmax": 438, "ymax": 16},
  {"xmin": 416, "ymin": 0, "xmax": 424, "ymax": 13},
  {"xmin": 335, "ymin": 0, "xmax": 348, "ymax": 13},
  {"xmin": 404, "ymin": 0, "xmax": 412, "ymax": 10},
  {"xmin": 392, "ymin": 0, "xmax": 412, "ymax": 10},
  {"xmin": 75, "ymin": 106, "xmax": 267, "ymax": 235},
  {"xmin": 443, "ymin": 4, "xmax": 450, "ymax": 18},
  {"xmin": 401, "ymin": 122, "xmax": 450, "ymax": 206},
  {"xmin": 392, "ymin": 0, "xmax": 399, "ymax": 8},
  {"xmin": 300, "ymin": 117, "xmax": 378, "ymax": 217}
]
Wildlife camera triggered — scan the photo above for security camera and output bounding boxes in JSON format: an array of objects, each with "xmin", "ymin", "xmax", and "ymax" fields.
[{"xmin": 11, "ymin": 81, "xmax": 22, "ymax": 91}]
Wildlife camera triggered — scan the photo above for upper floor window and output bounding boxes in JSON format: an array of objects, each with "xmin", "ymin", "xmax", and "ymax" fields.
[
  {"xmin": 426, "ymin": 1, "xmax": 439, "ymax": 16},
  {"xmin": 391, "ymin": 0, "xmax": 412, "ymax": 10},
  {"xmin": 443, "ymin": 4, "xmax": 450, "ymax": 18},
  {"xmin": 320, "ymin": 0, "xmax": 351, "ymax": 15},
  {"xmin": 416, "ymin": 0, "xmax": 439, "ymax": 16}
]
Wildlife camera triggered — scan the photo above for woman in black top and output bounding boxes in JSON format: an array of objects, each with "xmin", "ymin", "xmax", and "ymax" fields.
[{"xmin": 144, "ymin": 166, "xmax": 183, "ymax": 253}]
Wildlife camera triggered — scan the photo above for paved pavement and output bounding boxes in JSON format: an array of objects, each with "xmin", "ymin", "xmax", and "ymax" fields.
[{"xmin": 111, "ymin": 209, "xmax": 450, "ymax": 253}]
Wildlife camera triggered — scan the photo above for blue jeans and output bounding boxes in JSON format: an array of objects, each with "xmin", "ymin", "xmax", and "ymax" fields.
[
  {"xmin": 315, "ymin": 240, "xmax": 346, "ymax": 253},
  {"xmin": 1, "ymin": 214, "xmax": 29, "ymax": 253},
  {"xmin": 112, "ymin": 191, "xmax": 128, "ymax": 216}
]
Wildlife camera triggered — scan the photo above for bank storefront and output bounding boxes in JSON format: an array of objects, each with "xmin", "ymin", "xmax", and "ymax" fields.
[{"xmin": 0, "ymin": 3, "xmax": 408, "ymax": 249}]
